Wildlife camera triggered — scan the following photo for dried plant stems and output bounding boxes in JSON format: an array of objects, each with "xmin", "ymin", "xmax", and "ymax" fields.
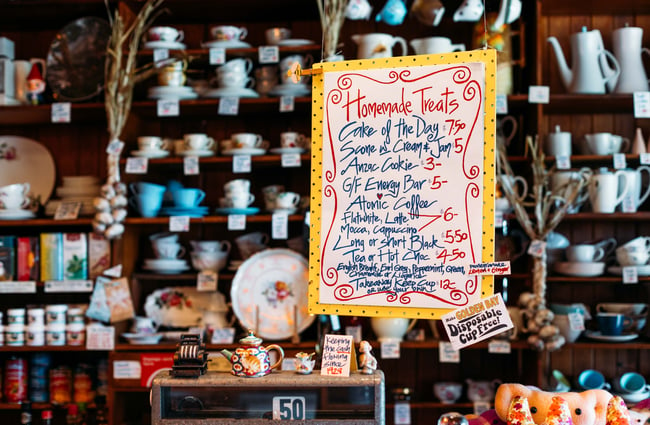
[{"xmin": 317, "ymin": 0, "xmax": 349, "ymax": 59}]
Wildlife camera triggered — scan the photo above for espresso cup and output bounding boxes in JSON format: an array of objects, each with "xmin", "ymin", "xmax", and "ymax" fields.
[
  {"xmin": 148, "ymin": 26, "xmax": 184, "ymax": 42},
  {"xmin": 280, "ymin": 132, "xmax": 306, "ymax": 148},
  {"xmin": 138, "ymin": 136, "xmax": 168, "ymax": 152},
  {"xmin": 262, "ymin": 185, "xmax": 285, "ymax": 209},
  {"xmin": 577, "ymin": 369, "xmax": 610, "ymax": 390},
  {"xmin": 158, "ymin": 69, "xmax": 186, "ymax": 87},
  {"xmin": 265, "ymin": 27, "xmax": 292, "ymax": 45},
  {"xmin": 232, "ymin": 133, "xmax": 263, "ymax": 149},
  {"xmin": 211, "ymin": 25, "xmax": 247, "ymax": 41},
  {"xmin": 0, "ymin": 183, "xmax": 31, "ymax": 210},
  {"xmin": 276, "ymin": 192, "xmax": 301, "ymax": 209},
  {"xmin": 235, "ymin": 232, "xmax": 270, "ymax": 259},
  {"xmin": 171, "ymin": 188, "xmax": 206, "ymax": 208},
  {"xmin": 132, "ymin": 316, "xmax": 157, "ymax": 334},
  {"xmin": 597, "ymin": 312, "xmax": 628, "ymax": 336},
  {"xmin": 566, "ymin": 244, "xmax": 605, "ymax": 263},
  {"xmin": 183, "ymin": 134, "xmax": 215, "ymax": 151}
]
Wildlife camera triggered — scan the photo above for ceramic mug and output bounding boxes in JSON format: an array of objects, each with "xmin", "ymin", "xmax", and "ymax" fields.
[
  {"xmin": 262, "ymin": 185, "xmax": 285, "ymax": 209},
  {"xmin": 0, "ymin": 183, "xmax": 31, "ymax": 209},
  {"xmin": 172, "ymin": 188, "xmax": 206, "ymax": 208},
  {"xmin": 597, "ymin": 313, "xmax": 628, "ymax": 336},
  {"xmin": 588, "ymin": 169, "xmax": 629, "ymax": 213},
  {"xmin": 156, "ymin": 242, "xmax": 185, "ymax": 259},
  {"xmin": 577, "ymin": 369, "xmax": 610, "ymax": 390},
  {"xmin": 409, "ymin": 36, "xmax": 465, "ymax": 54},
  {"xmin": 129, "ymin": 181, "xmax": 166, "ymax": 197},
  {"xmin": 129, "ymin": 192, "xmax": 163, "ymax": 217},
  {"xmin": 370, "ymin": 317, "xmax": 417, "ymax": 341},
  {"xmin": 583, "ymin": 133, "xmax": 630, "ymax": 155},
  {"xmin": 613, "ymin": 372, "xmax": 650, "ymax": 393},
  {"xmin": 131, "ymin": 316, "xmax": 158, "ymax": 334},
  {"xmin": 275, "ymin": 192, "xmax": 301, "ymax": 209},
  {"xmin": 566, "ymin": 244, "xmax": 605, "ymax": 262},
  {"xmin": 222, "ymin": 192, "xmax": 255, "ymax": 209},
  {"xmin": 352, "ymin": 33, "xmax": 407, "ymax": 59},
  {"xmin": 617, "ymin": 166, "xmax": 650, "ymax": 212},
  {"xmin": 433, "ymin": 382, "xmax": 463, "ymax": 404},
  {"xmin": 280, "ymin": 132, "xmax": 306, "ymax": 148}
]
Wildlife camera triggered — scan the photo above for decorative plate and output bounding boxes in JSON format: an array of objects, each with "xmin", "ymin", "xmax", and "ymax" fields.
[
  {"xmin": 46, "ymin": 16, "xmax": 111, "ymax": 102},
  {"xmin": 231, "ymin": 248, "xmax": 313, "ymax": 340},
  {"xmin": 144, "ymin": 286, "xmax": 228, "ymax": 328},
  {"xmin": 0, "ymin": 136, "xmax": 56, "ymax": 204}
]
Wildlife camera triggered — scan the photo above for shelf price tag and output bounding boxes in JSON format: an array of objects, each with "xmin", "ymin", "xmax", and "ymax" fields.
[
  {"xmin": 211, "ymin": 327, "xmax": 235, "ymax": 344},
  {"xmin": 197, "ymin": 270, "xmax": 217, "ymax": 291},
  {"xmin": 86, "ymin": 324, "xmax": 115, "ymax": 350},
  {"xmin": 473, "ymin": 402, "xmax": 491, "ymax": 416},
  {"xmin": 281, "ymin": 153, "xmax": 301, "ymax": 168},
  {"xmin": 106, "ymin": 139, "xmax": 125, "ymax": 155},
  {"xmin": 279, "ymin": 95, "xmax": 295, "ymax": 112},
  {"xmin": 494, "ymin": 211, "xmax": 504, "ymax": 228},
  {"xmin": 622, "ymin": 266, "xmax": 639, "ymax": 284},
  {"xmin": 125, "ymin": 157, "xmax": 148, "ymax": 174},
  {"xmin": 113, "ymin": 361, "xmax": 141, "ymax": 379},
  {"xmin": 169, "ymin": 215, "xmax": 190, "ymax": 232},
  {"xmin": 228, "ymin": 214, "xmax": 246, "ymax": 230},
  {"xmin": 495, "ymin": 94, "xmax": 508, "ymax": 114},
  {"xmin": 44, "ymin": 280, "xmax": 93, "ymax": 293},
  {"xmin": 153, "ymin": 48, "xmax": 169, "ymax": 63},
  {"xmin": 438, "ymin": 341, "xmax": 460, "ymax": 363},
  {"xmin": 51, "ymin": 102, "xmax": 71, "ymax": 123},
  {"xmin": 527, "ymin": 239, "xmax": 547, "ymax": 258},
  {"xmin": 157, "ymin": 99, "xmax": 179, "ymax": 117},
  {"xmin": 103, "ymin": 264, "xmax": 123, "ymax": 278},
  {"xmin": 54, "ymin": 202, "xmax": 81, "ymax": 220},
  {"xmin": 0, "ymin": 281, "xmax": 36, "ymax": 293},
  {"xmin": 528, "ymin": 85, "xmax": 550, "ymax": 104},
  {"xmin": 380, "ymin": 338, "xmax": 401, "ymax": 359},
  {"xmin": 258, "ymin": 46, "xmax": 279, "ymax": 64},
  {"xmin": 622, "ymin": 193, "xmax": 636, "ymax": 213},
  {"xmin": 183, "ymin": 156, "xmax": 200, "ymax": 175},
  {"xmin": 633, "ymin": 91, "xmax": 650, "ymax": 118},
  {"xmin": 488, "ymin": 340, "xmax": 511, "ymax": 354},
  {"xmin": 209, "ymin": 47, "xmax": 226, "ymax": 65},
  {"xmin": 568, "ymin": 312, "xmax": 585, "ymax": 331},
  {"xmin": 394, "ymin": 401, "xmax": 411, "ymax": 425},
  {"xmin": 272, "ymin": 396, "xmax": 306, "ymax": 420},
  {"xmin": 272, "ymin": 212, "xmax": 289, "ymax": 240},
  {"xmin": 555, "ymin": 155, "xmax": 571, "ymax": 170},
  {"xmin": 641, "ymin": 153, "xmax": 650, "ymax": 164},
  {"xmin": 218, "ymin": 96, "xmax": 239, "ymax": 115},
  {"xmin": 345, "ymin": 325, "xmax": 363, "ymax": 342},
  {"xmin": 233, "ymin": 154, "xmax": 252, "ymax": 173},
  {"xmin": 613, "ymin": 153, "xmax": 627, "ymax": 169}
]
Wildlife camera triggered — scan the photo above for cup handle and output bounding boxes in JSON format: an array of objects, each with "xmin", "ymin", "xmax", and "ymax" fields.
[
  {"xmin": 244, "ymin": 58, "xmax": 253, "ymax": 74},
  {"xmin": 239, "ymin": 27, "xmax": 248, "ymax": 40},
  {"xmin": 621, "ymin": 137, "xmax": 631, "ymax": 153},
  {"xmin": 266, "ymin": 344, "xmax": 284, "ymax": 370},
  {"xmin": 206, "ymin": 137, "xmax": 215, "ymax": 150},
  {"xmin": 513, "ymin": 176, "xmax": 528, "ymax": 201},
  {"xmin": 636, "ymin": 166, "xmax": 650, "ymax": 206},
  {"xmin": 595, "ymin": 238, "xmax": 617, "ymax": 257},
  {"xmin": 255, "ymin": 134, "xmax": 263, "ymax": 147},
  {"xmin": 261, "ymin": 233, "xmax": 270, "ymax": 245},
  {"xmin": 177, "ymin": 246, "xmax": 186, "ymax": 258},
  {"xmin": 500, "ymin": 116, "xmax": 519, "ymax": 146},
  {"xmin": 394, "ymin": 36, "xmax": 407, "ymax": 56},
  {"xmin": 613, "ymin": 170, "xmax": 631, "ymax": 207},
  {"xmin": 176, "ymin": 30, "xmax": 185, "ymax": 43},
  {"xmin": 452, "ymin": 43, "xmax": 466, "ymax": 52},
  {"xmin": 246, "ymin": 77, "xmax": 255, "ymax": 89},
  {"xmin": 291, "ymin": 194, "xmax": 300, "ymax": 206},
  {"xmin": 593, "ymin": 247, "xmax": 605, "ymax": 262},
  {"xmin": 129, "ymin": 183, "xmax": 138, "ymax": 195},
  {"xmin": 221, "ymin": 240, "xmax": 232, "ymax": 254},
  {"xmin": 196, "ymin": 190, "xmax": 206, "ymax": 205},
  {"xmin": 248, "ymin": 193, "xmax": 256, "ymax": 205},
  {"xmin": 128, "ymin": 197, "xmax": 137, "ymax": 209}
]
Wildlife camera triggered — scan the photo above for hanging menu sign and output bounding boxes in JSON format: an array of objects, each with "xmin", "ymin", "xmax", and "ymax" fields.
[{"xmin": 309, "ymin": 51, "xmax": 496, "ymax": 318}]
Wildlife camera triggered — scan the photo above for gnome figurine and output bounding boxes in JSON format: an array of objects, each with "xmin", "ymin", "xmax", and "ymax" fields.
[
  {"xmin": 358, "ymin": 340, "xmax": 377, "ymax": 374},
  {"xmin": 26, "ymin": 63, "xmax": 46, "ymax": 105}
]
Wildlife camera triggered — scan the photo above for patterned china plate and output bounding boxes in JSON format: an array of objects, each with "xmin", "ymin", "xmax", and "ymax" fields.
[
  {"xmin": 231, "ymin": 248, "xmax": 313, "ymax": 340},
  {"xmin": 0, "ymin": 136, "xmax": 56, "ymax": 204}
]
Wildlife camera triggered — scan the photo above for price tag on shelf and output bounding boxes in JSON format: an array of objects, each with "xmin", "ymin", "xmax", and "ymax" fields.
[
  {"xmin": 281, "ymin": 153, "xmax": 301, "ymax": 168},
  {"xmin": 555, "ymin": 155, "xmax": 571, "ymax": 170},
  {"xmin": 153, "ymin": 48, "xmax": 169, "ymax": 62},
  {"xmin": 495, "ymin": 94, "xmax": 508, "ymax": 114},
  {"xmin": 568, "ymin": 312, "xmax": 585, "ymax": 331},
  {"xmin": 169, "ymin": 215, "xmax": 190, "ymax": 232},
  {"xmin": 641, "ymin": 153, "xmax": 650, "ymax": 164},
  {"xmin": 86, "ymin": 324, "xmax": 115, "ymax": 350},
  {"xmin": 0, "ymin": 281, "xmax": 36, "ymax": 293},
  {"xmin": 125, "ymin": 157, "xmax": 148, "ymax": 174},
  {"xmin": 233, "ymin": 154, "xmax": 251, "ymax": 173},
  {"xmin": 272, "ymin": 396, "xmax": 306, "ymax": 420},
  {"xmin": 613, "ymin": 153, "xmax": 627, "ymax": 169},
  {"xmin": 113, "ymin": 361, "xmax": 141, "ymax": 379},
  {"xmin": 622, "ymin": 193, "xmax": 636, "ymax": 213},
  {"xmin": 218, "ymin": 96, "xmax": 239, "ymax": 115},
  {"xmin": 258, "ymin": 46, "xmax": 279, "ymax": 64},
  {"xmin": 279, "ymin": 95, "xmax": 295, "ymax": 112},
  {"xmin": 197, "ymin": 270, "xmax": 217, "ymax": 292},
  {"xmin": 183, "ymin": 156, "xmax": 200, "ymax": 175},
  {"xmin": 633, "ymin": 91, "xmax": 650, "ymax": 118},
  {"xmin": 380, "ymin": 338, "xmax": 401, "ymax": 359},
  {"xmin": 473, "ymin": 402, "xmax": 491, "ymax": 416},
  {"xmin": 44, "ymin": 280, "xmax": 93, "ymax": 293},
  {"xmin": 488, "ymin": 340, "xmax": 511, "ymax": 354},
  {"xmin": 103, "ymin": 264, "xmax": 123, "ymax": 278},
  {"xmin": 527, "ymin": 239, "xmax": 547, "ymax": 258},
  {"xmin": 272, "ymin": 212, "xmax": 289, "ymax": 240},
  {"xmin": 394, "ymin": 401, "xmax": 411, "ymax": 425},
  {"xmin": 438, "ymin": 341, "xmax": 460, "ymax": 363},
  {"xmin": 281, "ymin": 358, "xmax": 297, "ymax": 371},
  {"xmin": 494, "ymin": 211, "xmax": 504, "ymax": 228},
  {"xmin": 157, "ymin": 99, "xmax": 179, "ymax": 117},
  {"xmin": 54, "ymin": 202, "xmax": 81, "ymax": 220},
  {"xmin": 228, "ymin": 214, "xmax": 246, "ymax": 230},
  {"xmin": 528, "ymin": 85, "xmax": 550, "ymax": 104},
  {"xmin": 209, "ymin": 47, "xmax": 226, "ymax": 65},
  {"xmin": 51, "ymin": 102, "xmax": 71, "ymax": 123},
  {"xmin": 106, "ymin": 139, "xmax": 125, "ymax": 155},
  {"xmin": 345, "ymin": 325, "xmax": 362, "ymax": 343},
  {"xmin": 622, "ymin": 266, "xmax": 639, "ymax": 284},
  {"xmin": 211, "ymin": 327, "xmax": 235, "ymax": 344}
]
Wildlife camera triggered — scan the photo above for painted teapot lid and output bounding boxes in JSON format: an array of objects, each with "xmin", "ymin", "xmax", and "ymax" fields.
[{"xmin": 239, "ymin": 330, "xmax": 262, "ymax": 346}]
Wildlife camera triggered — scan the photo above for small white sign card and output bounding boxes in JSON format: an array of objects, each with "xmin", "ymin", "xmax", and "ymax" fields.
[{"xmin": 320, "ymin": 334, "xmax": 353, "ymax": 377}]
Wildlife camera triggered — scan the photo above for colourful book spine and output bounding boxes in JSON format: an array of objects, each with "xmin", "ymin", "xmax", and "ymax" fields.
[
  {"xmin": 17, "ymin": 236, "xmax": 39, "ymax": 281},
  {"xmin": 40, "ymin": 233, "xmax": 63, "ymax": 281},
  {"xmin": 63, "ymin": 233, "xmax": 88, "ymax": 280},
  {"xmin": 0, "ymin": 236, "xmax": 16, "ymax": 281}
]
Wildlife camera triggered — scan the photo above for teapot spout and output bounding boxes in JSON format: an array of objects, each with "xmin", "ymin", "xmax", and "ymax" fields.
[
  {"xmin": 547, "ymin": 36, "xmax": 573, "ymax": 91},
  {"xmin": 220, "ymin": 349, "xmax": 234, "ymax": 362}
]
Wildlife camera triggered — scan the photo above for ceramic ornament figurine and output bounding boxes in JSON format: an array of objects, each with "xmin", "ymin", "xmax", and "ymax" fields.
[
  {"xmin": 358, "ymin": 340, "xmax": 377, "ymax": 374},
  {"xmin": 375, "ymin": 0, "xmax": 408, "ymax": 25},
  {"xmin": 26, "ymin": 63, "xmax": 46, "ymax": 105}
]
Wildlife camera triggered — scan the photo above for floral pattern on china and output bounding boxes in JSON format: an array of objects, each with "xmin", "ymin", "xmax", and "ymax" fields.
[
  {"xmin": 220, "ymin": 330, "xmax": 284, "ymax": 378},
  {"xmin": 0, "ymin": 143, "xmax": 16, "ymax": 160},
  {"xmin": 263, "ymin": 280, "xmax": 293, "ymax": 308},
  {"xmin": 144, "ymin": 286, "xmax": 229, "ymax": 328}
]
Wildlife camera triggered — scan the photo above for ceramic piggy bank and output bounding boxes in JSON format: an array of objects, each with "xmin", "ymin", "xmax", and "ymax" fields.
[{"xmin": 221, "ymin": 330, "xmax": 284, "ymax": 377}]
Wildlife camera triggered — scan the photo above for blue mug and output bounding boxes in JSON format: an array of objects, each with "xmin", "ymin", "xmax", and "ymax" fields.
[
  {"xmin": 129, "ymin": 181, "xmax": 166, "ymax": 196},
  {"xmin": 577, "ymin": 369, "xmax": 610, "ymax": 390},
  {"xmin": 614, "ymin": 372, "xmax": 649, "ymax": 393},
  {"xmin": 172, "ymin": 188, "xmax": 206, "ymax": 208},
  {"xmin": 129, "ymin": 192, "xmax": 163, "ymax": 217},
  {"xmin": 597, "ymin": 313, "xmax": 628, "ymax": 336}
]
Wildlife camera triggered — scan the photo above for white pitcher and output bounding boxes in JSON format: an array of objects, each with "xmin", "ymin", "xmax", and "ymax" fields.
[
  {"xmin": 617, "ymin": 166, "xmax": 650, "ymax": 212},
  {"xmin": 589, "ymin": 168, "xmax": 630, "ymax": 213},
  {"xmin": 410, "ymin": 36, "xmax": 465, "ymax": 55},
  {"xmin": 608, "ymin": 26, "xmax": 650, "ymax": 93},
  {"xmin": 352, "ymin": 33, "xmax": 407, "ymax": 59}
]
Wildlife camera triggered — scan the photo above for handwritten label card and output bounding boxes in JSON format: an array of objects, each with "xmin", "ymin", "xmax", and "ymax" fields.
[
  {"xmin": 315, "ymin": 59, "xmax": 493, "ymax": 313},
  {"xmin": 320, "ymin": 334, "xmax": 353, "ymax": 377},
  {"xmin": 51, "ymin": 102, "xmax": 71, "ymax": 123},
  {"xmin": 634, "ymin": 92, "xmax": 650, "ymax": 118},
  {"xmin": 441, "ymin": 293, "xmax": 513, "ymax": 350}
]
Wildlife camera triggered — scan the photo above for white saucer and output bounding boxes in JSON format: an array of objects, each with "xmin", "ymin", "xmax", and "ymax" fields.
[
  {"xmin": 122, "ymin": 332, "xmax": 163, "ymax": 345},
  {"xmin": 608, "ymin": 265, "xmax": 650, "ymax": 276},
  {"xmin": 584, "ymin": 330, "xmax": 639, "ymax": 342},
  {"xmin": 553, "ymin": 261, "xmax": 605, "ymax": 277},
  {"xmin": 179, "ymin": 149, "xmax": 215, "ymax": 157},
  {"xmin": 201, "ymin": 40, "xmax": 252, "ymax": 49},
  {"xmin": 277, "ymin": 38, "xmax": 315, "ymax": 46},
  {"xmin": 618, "ymin": 389, "xmax": 650, "ymax": 404},
  {"xmin": 221, "ymin": 147, "xmax": 266, "ymax": 156},
  {"xmin": 131, "ymin": 149, "xmax": 170, "ymax": 158},
  {"xmin": 145, "ymin": 258, "xmax": 187, "ymax": 266},
  {"xmin": 270, "ymin": 147, "xmax": 306, "ymax": 154},
  {"xmin": 143, "ymin": 264, "xmax": 190, "ymax": 274},
  {"xmin": 148, "ymin": 86, "xmax": 198, "ymax": 100},
  {"xmin": 268, "ymin": 207, "xmax": 297, "ymax": 215},
  {"xmin": 201, "ymin": 87, "xmax": 259, "ymax": 98},
  {"xmin": 142, "ymin": 40, "xmax": 187, "ymax": 50},
  {"xmin": 269, "ymin": 83, "xmax": 310, "ymax": 96},
  {"xmin": 0, "ymin": 209, "xmax": 35, "ymax": 220}
]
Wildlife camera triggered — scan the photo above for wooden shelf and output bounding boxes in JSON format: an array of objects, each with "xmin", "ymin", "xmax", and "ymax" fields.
[
  {"xmin": 115, "ymin": 341, "xmax": 317, "ymax": 352},
  {"xmin": 543, "ymin": 94, "xmax": 634, "ymax": 114},
  {"xmin": 0, "ymin": 218, "xmax": 94, "ymax": 228},
  {"xmin": 540, "ymin": 0, "xmax": 650, "ymax": 15},
  {"xmin": 0, "ymin": 402, "xmax": 96, "ymax": 410},
  {"xmin": 0, "ymin": 345, "xmax": 109, "ymax": 352},
  {"xmin": 0, "ymin": 103, "xmax": 106, "ymax": 126},
  {"xmin": 564, "ymin": 338, "xmax": 650, "ymax": 349},
  {"xmin": 547, "ymin": 275, "xmax": 650, "ymax": 283},
  {"xmin": 124, "ymin": 214, "xmax": 305, "ymax": 225},
  {"xmin": 141, "ymin": 45, "xmax": 321, "ymax": 62},
  {"xmin": 130, "ymin": 96, "xmax": 312, "ymax": 117},
  {"xmin": 558, "ymin": 212, "xmax": 650, "ymax": 221},
  {"xmin": 387, "ymin": 402, "xmax": 478, "ymax": 409},
  {"xmin": 120, "ymin": 153, "xmax": 311, "ymax": 166}
]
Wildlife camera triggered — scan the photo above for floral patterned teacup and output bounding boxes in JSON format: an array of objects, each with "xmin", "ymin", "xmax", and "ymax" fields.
[{"xmin": 0, "ymin": 183, "xmax": 31, "ymax": 210}]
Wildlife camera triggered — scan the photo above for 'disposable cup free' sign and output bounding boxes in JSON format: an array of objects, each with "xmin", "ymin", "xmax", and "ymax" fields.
[{"xmin": 309, "ymin": 51, "xmax": 497, "ymax": 319}]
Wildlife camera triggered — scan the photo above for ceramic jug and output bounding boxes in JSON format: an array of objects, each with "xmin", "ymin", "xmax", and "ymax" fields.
[
  {"xmin": 588, "ymin": 168, "xmax": 630, "ymax": 213},
  {"xmin": 547, "ymin": 27, "xmax": 620, "ymax": 94},
  {"xmin": 220, "ymin": 330, "xmax": 284, "ymax": 377},
  {"xmin": 607, "ymin": 26, "xmax": 650, "ymax": 93},
  {"xmin": 410, "ymin": 37, "xmax": 465, "ymax": 55},
  {"xmin": 375, "ymin": 0, "xmax": 407, "ymax": 26},
  {"xmin": 617, "ymin": 166, "xmax": 650, "ymax": 212},
  {"xmin": 410, "ymin": 0, "xmax": 445, "ymax": 26},
  {"xmin": 352, "ymin": 33, "xmax": 407, "ymax": 59},
  {"xmin": 370, "ymin": 317, "xmax": 417, "ymax": 341}
]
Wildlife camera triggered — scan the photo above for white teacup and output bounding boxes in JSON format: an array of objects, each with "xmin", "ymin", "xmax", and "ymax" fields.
[
  {"xmin": 409, "ymin": 36, "xmax": 465, "ymax": 54},
  {"xmin": 262, "ymin": 185, "xmax": 285, "ymax": 209},
  {"xmin": 138, "ymin": 136, "xmax": 168, "ymax": 152},
  {"xmin": 0, "ymin": 183, "xmax": 31, "ymax": 210},
  {"xmin": 276, "ymin": 192, "xmax": 301, "ymax": 209},
  {"xmin": 224, "ymin": 179, "xmax": 251, "ymax": 195},
  {"xmin": 155, "ymin": 242, "xmax": 186, "ymax": 259},
  {"xmin": 220, "ymin": 58, "xmax": 253, "ymax": 75},
  {"xmin": 211, "ymin": 25, "xmax": 247, "ymax": 41},
  {"xmin": 131, "ymin": 316, "xmax": 157, "ymax": 334},
  {"xmin": 232, "ymin": 133, "xmax": 263, "ymax": 149},
  {"xmin": 623, "ymin": 236, "xmax": 650, "ymax": 252},
  {"xmin": 191, "ymin": 250, "xmax": 228, "ymax": 272},
  {"xmin": 583, "ymin": 133, "xmax": 630, "ymax": 155},
  {"xmin": 235, "ymin": 232, "xmax": 269, "ymax": 259},
  {"xmin": 566, "ymin": 244, "xmax": 605, "ymax": 263},
  {"xmin": 190, "ymin": 240, "xmax": 231, "ymax": 254},
  {"xmin": 183, "ymin": 133, "xmax": 215, "ymax": 151},
  {"xmin": 222, "ymin": 193, "xmax": 255, "ymax": 209},
  {"xmin": 370, "ymin": 317, "xmax": 417, "ymax": 341},
  {"xmin": 148, "ymin": 26, "xmax": 184, "ymax": 43},
  {"xmin": 280, "ymin": 132, "xmax": 306, "ymax": 148},
  {"xmin": 616, "ymin": 247, "xmax": 649, "ymax": 266},
  {"xmin": 215, "ymin": 72, "xmax": 254, "ymax": 89},
  {"xmin": 265, "ymin": 27, "xmax": 291, "ymax": 45}
]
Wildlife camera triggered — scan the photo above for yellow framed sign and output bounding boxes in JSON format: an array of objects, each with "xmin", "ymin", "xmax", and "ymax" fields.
[{"xmin": 308, "ymin": 50, "xmax": 497, "ymax": 319}]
